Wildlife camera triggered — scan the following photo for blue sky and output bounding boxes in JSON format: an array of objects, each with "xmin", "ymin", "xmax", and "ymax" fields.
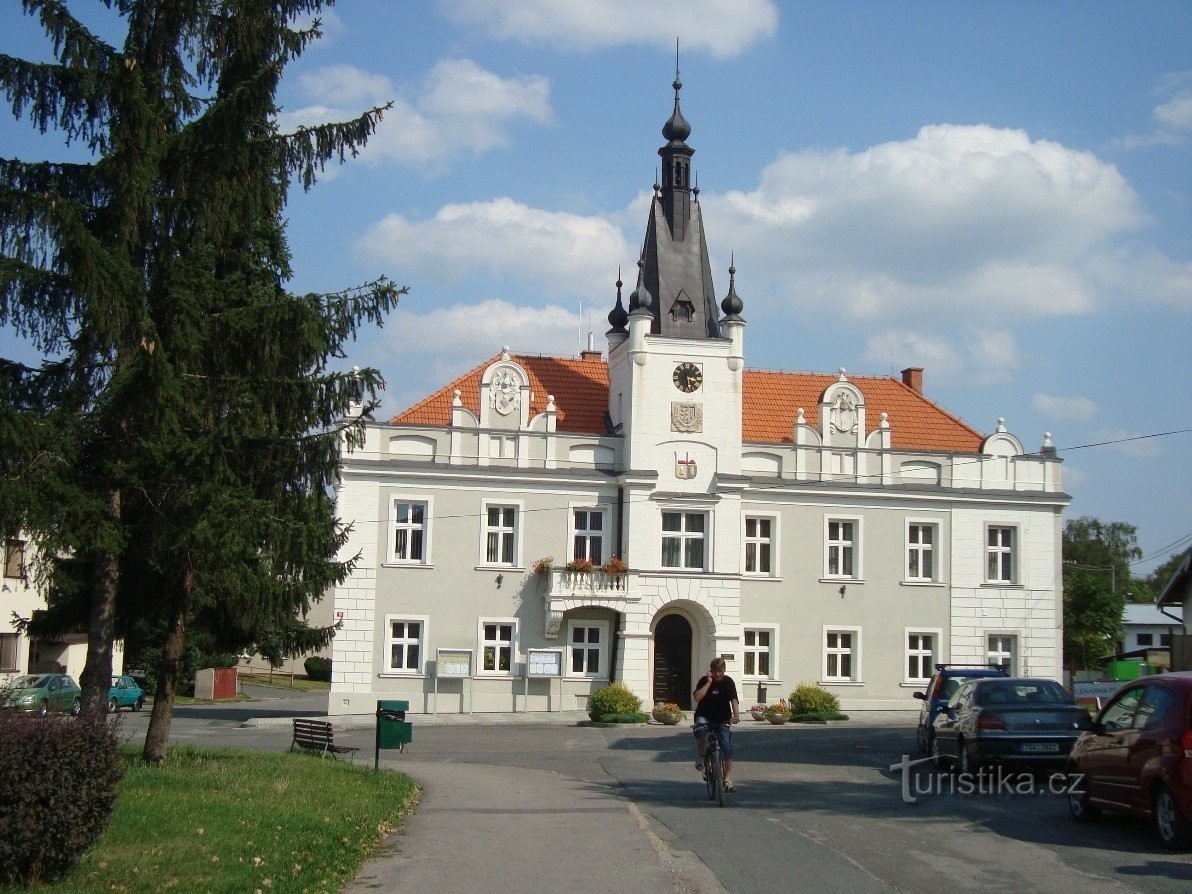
[{"xmin": 2, "ymin": 1, "xmax": 1189, "ymax": 576}]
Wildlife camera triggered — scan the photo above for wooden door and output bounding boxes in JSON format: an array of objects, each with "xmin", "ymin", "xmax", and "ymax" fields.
[{"xmin": 653, "ymin": 615, "xmax": 693, "ymax": 708}]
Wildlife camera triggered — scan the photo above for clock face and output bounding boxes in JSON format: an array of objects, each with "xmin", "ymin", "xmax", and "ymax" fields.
[{"xmin": 672, "ymin": 362, "xmax": 703, "ymax": 393}]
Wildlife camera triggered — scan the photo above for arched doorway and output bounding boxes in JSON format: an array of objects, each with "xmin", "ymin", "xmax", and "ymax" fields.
[{"xmin": 653, "ymin": 614, "xmax": 693, "ymax": 708}]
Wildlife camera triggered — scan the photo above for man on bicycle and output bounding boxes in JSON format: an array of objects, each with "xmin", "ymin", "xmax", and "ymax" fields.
[{"xmin": 692, "ymin": 657, "xmax": 740, "ymax": 791}]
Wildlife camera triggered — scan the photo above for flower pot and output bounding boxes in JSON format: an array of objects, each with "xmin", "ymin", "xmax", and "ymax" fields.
[
  {"xmin": 766, "ymin": 713, "xmax": 789, "ymax": 725},
  {"xmin": 750, "ymin": 709, "xmax": 766, "ymax": 721},
  {"xmin": 652, "ymin": 711, "xmax": 682, "ymax": 725}
]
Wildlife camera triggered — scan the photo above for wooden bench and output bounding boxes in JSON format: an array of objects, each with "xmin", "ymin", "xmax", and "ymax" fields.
[{"xmin": 290, "ymin": 718, "xmax": 358, "ymax": 759}]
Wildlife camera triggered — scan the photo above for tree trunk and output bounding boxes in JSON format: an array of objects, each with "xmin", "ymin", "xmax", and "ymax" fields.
[
  {"xmin": 79, "ymin": 489, "xmax": 120, "ymax": 716},
  {"xmin": 142, "ymin": 567, "xmax": 191, "ymax": 764}
]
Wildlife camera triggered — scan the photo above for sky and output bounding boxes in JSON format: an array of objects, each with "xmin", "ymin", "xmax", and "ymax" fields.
[{"xmin": 1, "ymin": 1, "xmax": 1189, "ymax": 577}]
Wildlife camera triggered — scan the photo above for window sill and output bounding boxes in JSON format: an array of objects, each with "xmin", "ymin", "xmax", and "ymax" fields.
[
  {"xmin": 819, "ymin": 680, "xmax": 864, "ymax": 686},
  {"xmin": 563, "ymin": 675, "xmax": 607, "ymax": 683},
  {"xmin": 382, "ymin": 563, "xmax": 434, "ymax": 570},
  {"xmin": 474, "ymin": 674, "xmax": 519, "ymax": 681},
  {"xmin": 743, "ymin": 574, "xmax": 783, "ymax": 582},
  {"xmin": 900, "ymin": 681, "xmax": 931, "ymax": 688},
  {"xmin": 742, "ymin": 677, "xmax": 784, "ymax": 685},
  {"xmin": 980, "ymin": 582, "xmax": 1024, "ymax": 589},
  {"xmin": 474, "ymin": 565, "xmax": 525, "ymax": 573},
  {"xmin": 819, "ymin": 578, "xmax": 865, "ymax": 585},
  {"xmin": 378, "ymin": 672, "xmax": 428, "ymax": 679},
  {"xmin": 900, "ymin": 580, "xmax": 944, "ymax": 587}
]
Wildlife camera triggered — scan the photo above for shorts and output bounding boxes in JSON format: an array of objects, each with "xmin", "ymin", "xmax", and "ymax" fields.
[{"xmin": 693, "ymin": 717, "xmax": 733, "ymax": 759}]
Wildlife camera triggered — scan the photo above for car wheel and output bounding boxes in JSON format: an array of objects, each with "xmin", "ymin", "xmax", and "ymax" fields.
[
  {"xmin": 107, "ymin": 698, "xmax": 118, "ymax": 713},
  {"xmin": 1067, "ymin": 773, "xmax": 1100, "ymax": 823},
  {"xmin": 35, "ymin": 700, "xmax": 48, "ymax": 717},
  {"xmin": 917, "ymin": 725, "xmax": 931, "ymax": 754},
  {"xmin": 70, "ymin": 698, "xmax": 81, "ymax": 716},
  {"xmin": 959, "ymin": 739, "xmax": 978, "ymax": 776},
  {"xmin": 134, "ymin": 696, "xmax": 144, "ymax": 712},
  {"xmin": 931, "ymin": 735, "xmax": 947, "ymax": 771},
  {"xmin": 1155, "ymin": 784, "xmax": 1192, "ymax": 850}
]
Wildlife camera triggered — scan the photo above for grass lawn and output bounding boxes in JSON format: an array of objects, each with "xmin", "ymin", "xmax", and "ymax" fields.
[
  {"xmin": 238, "ymin": 673, "xmax": 331, "ymax": 693},
  {"xmin": 16, "ymin": 746, "xmax": 419, "ymax": 894}
]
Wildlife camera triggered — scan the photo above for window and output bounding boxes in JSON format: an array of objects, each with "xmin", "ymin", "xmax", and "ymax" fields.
[
  {"xmin": 0, "ymin": 632, "xmax": 18, "ymax": 672},
  {"xmin": 906, "ymin": 524, "xmax": 936, "ymax": 581},
  {"xmin": 572, "ymin": 509, "xmax": 605, "ymax": 565},
  {"xmin": 986, "ymin": 526, "xmax": 1016, "ymax": 583},
  {"xmin": 906, "ymin": 633, "xmax": 935, "ymax": 682},
  {"xmin": 823, "ymin": 629, "xmax": 859, "ymax": 681},
  {"xmin": 481, "ymin": 621, "xmax": 515, "ymax": 674},
  {"xmin": 484, "ymin": 505, "xmax": 518, "ymax": 566},
  {"xmin": 3, "ymin": 539, "xmax": 25, "ymax": 579},
  {"xmin": 825, "ymin": 519, "xmax": 857, "ymax": 578},
  {"xmin": 744, "ymin": 517, "xmax": 773, "ymax": 575},
  {"xmin": 391, "ymin": 501, "xmax": 427, "ymax": 563},
  {"xmin": 987, "ymin": 634, "xmax": 1016, "ymax": 673},
  {"xmin": 743, "ymin": 628, "xmax": 775, "ymax": 678},
  {"xmin": 661, "ymin": 511, "xmax": 706, "ymax": 570},
  {"xmin": 568, "ymin": 621, "xmax": 608, "ymax": 678},
  {"xmin": 385, "ymin": 618, "xmax": 425, "ymax": 673},
  {"xmin": 1136, "ymin": 633, "xmax": 1154, "ymax": 647},
  {"xmin": 1160, "ymin": 634, "xmax": 1171, "ymax": 646}
]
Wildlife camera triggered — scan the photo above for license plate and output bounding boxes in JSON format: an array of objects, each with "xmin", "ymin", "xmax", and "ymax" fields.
[{"xmin": 1020, "ymin": 743, "xmax": 1059, "ymax": 753}]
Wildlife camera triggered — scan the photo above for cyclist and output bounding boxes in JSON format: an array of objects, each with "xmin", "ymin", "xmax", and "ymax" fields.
[{"xmin": 692, "ymin": 657, "xmax": 740, "ymax": 791}]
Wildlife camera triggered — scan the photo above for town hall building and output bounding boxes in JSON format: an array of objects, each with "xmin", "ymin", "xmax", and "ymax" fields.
[{"xmin": 327, "ymin": 73, "xmax": 1068, "ymax": 716}]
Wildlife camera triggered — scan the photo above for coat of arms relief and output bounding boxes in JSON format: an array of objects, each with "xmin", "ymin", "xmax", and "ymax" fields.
[
  {"xmin": 671, "ymin": 401, "xmax": 702, "ymax": 432},
  {"xmin": 490, "ymin": 369, "xmax": 521, "ymax": 416}
]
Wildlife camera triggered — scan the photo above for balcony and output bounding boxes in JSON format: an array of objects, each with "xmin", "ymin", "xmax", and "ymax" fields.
[{"xmin": 542, "ymin": 568, "xmax": 639, "ymax": 637}]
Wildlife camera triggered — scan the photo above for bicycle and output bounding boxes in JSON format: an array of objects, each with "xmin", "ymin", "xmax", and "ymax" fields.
[{"xmin": 702, "ymin": 721, "xmax": 728, "ymax": 807}]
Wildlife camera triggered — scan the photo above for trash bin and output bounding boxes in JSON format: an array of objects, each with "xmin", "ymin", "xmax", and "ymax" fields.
[{"xmin": 375, "ymin": 700, "xmax": 412, "ymax": 770}]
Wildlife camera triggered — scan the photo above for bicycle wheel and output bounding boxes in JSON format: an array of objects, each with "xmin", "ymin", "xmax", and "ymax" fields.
[
  {"xmin": 710, "ymin": 749, "xmax": 725, "ymax": 807},
  {"xmin": 704, "ymin": 751, "xmax": 716, "ymax": 800}
]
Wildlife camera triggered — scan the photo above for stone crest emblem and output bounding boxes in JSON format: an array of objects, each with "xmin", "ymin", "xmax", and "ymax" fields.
[
  {"xmin": 490, "ymin": 369, "xmax": 521, "ymax": 416},
  {"xmin": 831, "ymin": 392, "xmax": 858, "ymax": 434},
  {"xmin": 671, "ymin": 401, "xmax": 703, "ymax": 432},
  {"xmin": 675, "ymin": 452, "xmax": 697, "ymax": 480}
]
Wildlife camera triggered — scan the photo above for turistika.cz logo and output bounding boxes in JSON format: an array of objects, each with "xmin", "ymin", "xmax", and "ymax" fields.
[{"xmin": 888, "ymin": 755, "xmax": 1082, "ymax": 805}]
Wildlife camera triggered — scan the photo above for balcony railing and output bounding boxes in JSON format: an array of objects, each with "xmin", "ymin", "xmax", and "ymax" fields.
[{"xmin": 542, "ymin": 568, "xmax": 635, "ymax": 637}]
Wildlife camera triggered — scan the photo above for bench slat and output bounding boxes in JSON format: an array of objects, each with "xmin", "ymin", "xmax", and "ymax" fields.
[{"xmin": 290, "ymin": 718, "xmax": 358, "ymax": 758}]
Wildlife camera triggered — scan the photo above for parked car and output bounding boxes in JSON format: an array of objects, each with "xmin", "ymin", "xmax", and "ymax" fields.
[
  {"xmin": 914, "ymin": 663, "xmax": 1009, "ymax": 753},
  {"xmin": 1067, "ymin": 672, "xmax": 1192, "ymax": 850},
  {"xmin": 931, "ymin": 677, "xmax": 1086, "ymax": 773},
  {"xmin": 1, "ymin": 674, "xmax": 82, "ymax": 716},
  {"xmin": 108, "ymin": 675, "xmax": 146, "ymax": 712}
]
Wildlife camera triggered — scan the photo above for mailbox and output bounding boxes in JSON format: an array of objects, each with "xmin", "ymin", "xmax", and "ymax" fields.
[{"xmin": 374, "ymin": 699, "xmax": 412, "ymax": 769}]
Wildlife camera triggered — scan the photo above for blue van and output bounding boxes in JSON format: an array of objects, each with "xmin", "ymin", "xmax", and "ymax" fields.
[{"xmin": 914, "ymin": 663, "xmax": 1009, "ymax": 753}]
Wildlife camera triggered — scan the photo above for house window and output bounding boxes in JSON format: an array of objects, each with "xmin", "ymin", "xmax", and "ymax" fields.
[
  {"xmin": 906, "ymin": 523, "xmax": 936, "ymax": 581},
  {"xmin": 1160, "ymin": 634, "xmax": 1171, "ymax": 646},
  {"xmin": 484, "ymin": 505, "xmax": 518, "ymax": 566},
  {"xmin": 481, "ymin": 621, "xmax": 516, "ymax": 674},
  {"xmin": 987, "ymin": 634, "xmax": 1016, "ymax": 673},
  {"xmin": 3, "ymin": 539, "xmax": 25, "ymax": 579},
  {"xmin": 744, "ymin": 517, "xmax": 773, "ymax": 575},
  {"xmin": 1136, "ymin": 633, "xmax": 1154, "ymax": 647},
  {"xmin": 906, "ymin": 633, "xmax": 935, "ymax": 682},
  {"xmin": 661, "ymin": 511, "xmax": 706, "ymax": 570},
  {"xmin": 825, "ymin": 519, "xmax": 857, "ymax": 578},
  {"xmin": 386, "ymin": 618, "xmax": 425, "ymax": 673},
  {"xmin": 824, "ymin": 629, "xmax": 858, "ymax": 681},
  {"xmin": 568, "ymin": 621, "xmax": 608, "ymax": 678},
  {"xmin": 743, "ymin": 628, "xmax": 775, "ymax": 678},
  {"xmin": 572, "ymin": 509, "xmax": 605, "ymax": 565},
  {"xmin": 986, "ymin": 526, "xmax": 1016, "ymax": 583},
  {"xmin": 0, "ymin": 633, "xmax": 18, "ymax": 672},
  {"xmin": 392, "ymin": 501, "xmax": 427, "ymax": 563}
]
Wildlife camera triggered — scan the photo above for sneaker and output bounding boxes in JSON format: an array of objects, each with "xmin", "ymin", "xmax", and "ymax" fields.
[
  {"xmin": 724, "ymin": 779, "xmax": 737, "ymax": 792},
  {"xmin": 695, "ymin": 759, "xmax": 704, "ymax": 770}
]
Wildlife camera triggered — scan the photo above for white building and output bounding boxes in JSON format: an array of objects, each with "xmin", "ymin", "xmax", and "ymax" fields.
[
  {"xmin": 328, "ymin": 77, "xmax": 1069, "ymax": 716},
  {"xmin": 1121, "ymin": 603, "xmax": 1183, "ymax": 653}
]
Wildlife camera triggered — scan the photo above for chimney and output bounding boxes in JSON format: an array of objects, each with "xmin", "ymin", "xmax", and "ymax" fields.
[
  {"xmin": 580, "ymin": 332, "xmax": 602, "ymax": 362},
  {"xmin": 901, "ymin": 367, "xmax": 923, "ymax": 393}
]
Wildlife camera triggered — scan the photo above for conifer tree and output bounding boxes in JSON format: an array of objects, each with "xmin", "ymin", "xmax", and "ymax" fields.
[{"xmin": 0, "ymin": 1, "xmax": 401, "ymax": 761}]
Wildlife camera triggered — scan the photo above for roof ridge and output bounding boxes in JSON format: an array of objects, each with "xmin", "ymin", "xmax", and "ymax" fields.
[{"xmin": 890, "ymin": 378, "xmax": 985, "ymax": 439}]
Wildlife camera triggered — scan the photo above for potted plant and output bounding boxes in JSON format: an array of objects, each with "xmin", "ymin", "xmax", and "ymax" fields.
[
  {"xmin": 532, "ymin": 556, "xmax": 554, "ymax": 574},
  {"xmin": 564, "ymin": 557, "xmax": 594, "ymax": 573},
  {"xmin": 764, "ymin": 700, "xmax": 790, "ymax": 725},
  {"xmin": 749, "ymin": 704, "xmax": 768, "ymax": 721},
  {"xmin": 601, "ymin": 556, "xmax": 628, "ymax": 576},
  {"xmin": 651, "ymin": 702, "xmax": 685, "ymax": 725}
]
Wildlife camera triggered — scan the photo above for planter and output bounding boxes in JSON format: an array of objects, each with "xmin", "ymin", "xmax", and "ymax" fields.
[
  {"xmin": 750, "ymin": 709, "xmax": 766, "ymax": 721},
  {"xmin": 652, "ymin": 711, "xmax": 683, "ymax": 725},
  {"xmin": 766, "ymin": 713, "xmax": 789, "ymax": 725}
]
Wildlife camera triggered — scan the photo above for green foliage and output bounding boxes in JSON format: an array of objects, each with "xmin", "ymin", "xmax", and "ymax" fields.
[
  {"xmin": 587, "ymin": 683, "xmax": 642, "ymax": 721},
  {"xmin": 1062, "ymin": 517, "xmax": 1138, "ymax": 667},
  {"xmin": 791, "ymin": 711, "xmax": 850, "ymax": 722},
  {"xmin": 789, "ymin": 683, "xmax": 841, "ymax": 715},
  {"xmin": 595, "ymin": 712, "xmax": 649, "ymax": 724},
  {"xmin": 0, "ymin": 713, "xmax": 122, "ymax": 885},
  {"xmin": 303, "ymin": 656, "xmax": 332, "ymax": 682}
]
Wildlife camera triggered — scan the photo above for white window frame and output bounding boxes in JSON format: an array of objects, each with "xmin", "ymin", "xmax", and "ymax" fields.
[
  {"xmin": 743, "ymin": 515, "xmax": 778, "ymax": 576},
  {"xmin": 479, "ymin": 500, "xmax": 523, "ymax": 568},
  {"xmin": 905, "ymin": 521, "xmax": 937, "ymax": 582},
  {"xmin": 478, "ymin": 618, "xmax": 518, "ymax": 676},
  {"xmin": 822, "ymin": 626, "xmax": 861, "ymax": 683},
  {"xmin": 986, "ymin": 633, "xmax": 1017, "ymax": 673},
  {"xmin": 742, "ymin": 625, "xmax": 779, "ymax": 680},
  {"xmin": 0, "ymin": 632, "xmax": 19, "ymax": 672},
  {"xmin": 985, "ymin": 525, "xmax": 1017, "ymax": 584},
  {"xmin": 661, "ymin": 510, "xmax": 709, "ymax": 571},
  {"xmin": 904, "ymin": 629, "xmax": 941, "ymax": 684},
  {"xmin": 566, "ymin": 619, "xmax": 610, "ymax": 679},
  {"xmin": 569, "ymin": 504, "xmax": 610, "ymax": 565},
  {"xmin": 823, "ymin": 516, "xmax": 861, "ymax": 580},
  {"xmin": 388, "ymin": 496, "xmax": 432, "ymax": 565},
  {"xmin": 384, "ymin": 614, "xmax": 428, "ymax": 675}
]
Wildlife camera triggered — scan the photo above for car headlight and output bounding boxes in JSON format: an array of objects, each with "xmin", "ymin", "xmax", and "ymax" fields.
[{"xmin": 16, "ymin": 693, "xmax": 35, "ymax": 704}]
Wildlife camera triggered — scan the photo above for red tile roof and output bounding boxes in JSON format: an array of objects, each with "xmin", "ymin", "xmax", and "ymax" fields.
[{"xmin": 391, "ymin": 355, "xmax": 984, "ymax": 453}]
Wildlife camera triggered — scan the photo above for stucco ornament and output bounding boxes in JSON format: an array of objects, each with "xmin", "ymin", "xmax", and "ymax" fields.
[
  {"xmin": 831, "ymin": 392, "xmax": 858, "ymax": 434},
  {"xmin": 490, "ymin": 369, "xmax": 521, "ymax": 416},
  {"xmin": 671, "ymin": 401, "xmax": 703, "ymax": 432}
]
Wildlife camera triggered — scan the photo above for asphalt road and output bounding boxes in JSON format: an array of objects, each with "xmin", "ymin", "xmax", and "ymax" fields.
[{"xmin": 112, "ymin": 694, "xmax": 1192, "ymax": 893}]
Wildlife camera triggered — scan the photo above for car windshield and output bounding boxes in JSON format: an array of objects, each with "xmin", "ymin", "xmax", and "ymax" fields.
[
  {"xmin": 977, "ymin": 680, "xmax": 1073, "ymax": 706},
  {"xmin": 11, "ymin": 675, "xmax": 48, "ymax": 690}
]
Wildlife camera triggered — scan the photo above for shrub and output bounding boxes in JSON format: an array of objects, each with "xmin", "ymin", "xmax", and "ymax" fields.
[
  {"xmin": 304, "ymin": 656, "xmax": 332, "ymax": 682},
  {"xmin": 0, "ymin": 712, "xmax": 123, "ymax": 885},
  {"xmin": 789, "ymin": 683, "xmax": 841, "ymax": 715},
  {"xmin": 596, "ymin": 711, "xmax": 649, "ymax": 724},
  {"xmin": 587, "ymin": 683, "xmax": 642, "ymax": 721}
]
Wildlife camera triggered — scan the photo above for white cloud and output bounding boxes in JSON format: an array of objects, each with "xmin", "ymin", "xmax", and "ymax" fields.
[
  {"xmin": 1032, "ymin": 393, "xmax": 1098, "ymax": 421},
  {"xmin": 440, "ymin": 0, "xmax": 778, "ymax": 58},
  {"xmin": 1089, "ymin": 428, "xmax": 1163, "ymax": 459},
  {"xmin": 279, "ymin": 59, "xmax": 551, "ymax": 174},
  {"xmin": 356, "ymin": 198, "xmax": 628, "ymax": 298},
  {"xmin": 861, "ymin": 328, "xmax": 1019, "ymax": 385},
  {"xmin": 1154, "ymin": 91, "xmax": 1192, "ymax": 131},
  {"xmin": 289, "ymin": 8, "xmax": 345, "ymax": 40},
  {"xmin": 704, "ymin": 124, "xmax": 1153, "ymax": 324}
]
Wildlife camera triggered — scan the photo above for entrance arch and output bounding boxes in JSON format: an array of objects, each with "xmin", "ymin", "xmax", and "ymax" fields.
[{"xmin": 653, "ymin": 614, "xmax": 693, "ymax": 708}]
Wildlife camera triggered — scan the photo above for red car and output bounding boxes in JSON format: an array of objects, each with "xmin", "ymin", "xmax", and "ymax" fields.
[{"xmin": 1067, "ymin": 672, "xmax": 1192, "ymax": 849}]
